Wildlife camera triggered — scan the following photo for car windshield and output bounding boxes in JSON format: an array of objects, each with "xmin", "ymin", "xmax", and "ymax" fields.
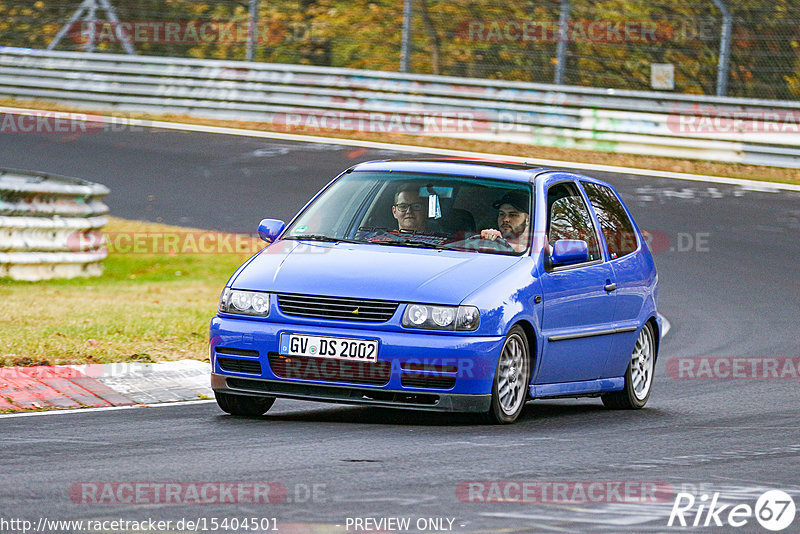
[{"xmin": 283, "ymin": 171, "xmax": 533, "ymax": 255}]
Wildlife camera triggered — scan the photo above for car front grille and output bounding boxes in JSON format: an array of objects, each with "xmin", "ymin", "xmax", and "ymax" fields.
[
  {"xmin": 277, "ymin": 293, "xmax": 399, "ymax": 322},
  {"xmin": 268, "ymin": 353, "xmax": 391, "ymax": 386}
]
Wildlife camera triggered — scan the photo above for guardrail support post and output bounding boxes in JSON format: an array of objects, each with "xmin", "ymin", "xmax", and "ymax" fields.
[
  {"xmin": 400, "ymin": 0, "xmax": 413, "ymax": 73},
  {"xmin": 554, "ymin": 0, "xmax": 570, "ymax": 85},
  {"xmin": 712, "ymin": 0, "xmax": 732, "ymax": 97},
  {"xmin": 247, "ymin": 0, "xmax": 260, "ymax": 62}
]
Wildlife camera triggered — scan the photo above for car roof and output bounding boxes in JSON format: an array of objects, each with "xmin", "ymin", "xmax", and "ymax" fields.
[{"xmin": 350, "ymin": 158, "xmax": 548, "ymax": 183}]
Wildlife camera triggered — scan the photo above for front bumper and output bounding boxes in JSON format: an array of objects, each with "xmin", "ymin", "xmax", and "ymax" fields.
[
  {"xmin": 210, "ymin": 315, "xmax": 504, "ymax": 411},
  {"xmin": 212, "ymin": 373, "xmax": 491, "ymax": 413}
]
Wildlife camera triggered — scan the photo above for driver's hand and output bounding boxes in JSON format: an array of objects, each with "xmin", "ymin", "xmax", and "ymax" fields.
[{"xmin": 480, "ymin": 229, "xmax": 502, "ymax": 241}]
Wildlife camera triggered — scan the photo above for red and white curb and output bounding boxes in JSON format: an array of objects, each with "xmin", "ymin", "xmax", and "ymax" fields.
[{"xmin": 0, "ymin": 360, "xmax": 212, "ymax": 412}]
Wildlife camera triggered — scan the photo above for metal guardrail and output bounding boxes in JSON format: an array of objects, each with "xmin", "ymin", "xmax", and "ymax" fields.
[
  {"xmin": 0, "ymin": 168, "xmax": 109, "ymax": 281},
  {"xmin": 0, "ymin": 47, "xmax": 799, "ymax": 168}
]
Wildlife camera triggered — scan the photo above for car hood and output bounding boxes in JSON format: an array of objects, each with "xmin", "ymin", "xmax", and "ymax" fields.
[{"xmin": 231, "ymin": 240, "xmax": 521, "ymax": 305}]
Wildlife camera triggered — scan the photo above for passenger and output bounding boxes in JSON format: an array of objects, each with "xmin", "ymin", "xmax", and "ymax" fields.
[
  {"xmin": 392, "ymin": 184, "xmax": 427, "ymax": 232},
  {"xmin": 480, "ymin": 191, "xmax": 530, "ymax": 253}
]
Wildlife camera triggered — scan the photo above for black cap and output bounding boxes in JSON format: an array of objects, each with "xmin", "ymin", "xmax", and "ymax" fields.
[{"xmin": 492, "ymin": 191, "xmax": 529, "ymax": 212}]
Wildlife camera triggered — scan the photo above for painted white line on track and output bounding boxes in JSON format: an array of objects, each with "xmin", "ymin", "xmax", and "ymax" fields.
[
  {"xmin": 2, "ymin": 105, "xmax": 799, "ymax": 192},
  {"xmin": 0, "ymin": 399, "xmax": 216, "ymax": 420}
]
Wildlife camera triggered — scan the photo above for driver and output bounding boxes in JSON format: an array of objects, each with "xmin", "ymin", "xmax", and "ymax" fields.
[
  {"xmin": 480, "ymin": 191, "xmax": 530, "ymax": 253},
  {"xmin": 392, "ymin": 184, "xmax": 427, "ymax": 232}
]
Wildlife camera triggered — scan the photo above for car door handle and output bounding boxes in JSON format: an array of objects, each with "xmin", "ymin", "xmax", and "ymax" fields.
[{"xmin": 604, "ymin": 283, "xmax": 617, "ymax": 292}]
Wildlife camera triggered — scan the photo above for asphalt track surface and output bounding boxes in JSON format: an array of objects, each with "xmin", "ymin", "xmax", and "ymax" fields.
[{"xmin": 2, "ymin": 127, "xmax": 800, "ymax": 533}]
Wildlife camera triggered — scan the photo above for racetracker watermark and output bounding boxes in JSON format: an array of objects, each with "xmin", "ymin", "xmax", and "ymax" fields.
[
  {"xmin": 267, "ymin": 355, "xmax": 488, "ymax": 382},
  {"xmin": 68, "ymin": 482, "xmax": 326, "ymax": 505},
  {"xmin": 457, "ymin": 481, "xmax": 675, "ymax": 503},
  {"xmin": 64, "ymin": 229, "xmax": 706, "ymax": 256},
  {"xmin": 68, "ymin": 21, "xmax": 283, "ymax": 45},
  {"xmin": 0, "ymin": 517, "xmax": 280, "ymax": 534},
  {"xmin": 667, "ymin": 110, "xmax": 800, "ymax": 135},
  {"xmin": 0, "ymin": 363, "xmax": 195, "ymax": 381},
  {"xmin": 528, "ymin": 229, "xmax": 709, "ymax": 255},
  {"xmin": 668, "ymin": 489, "xmax": 796, "ymax": 530},
  {"xmin": 0, "ymin": 111, "xmax": 148, "ymax": 135},
  {"xmin": 666, "ymin": 357, "xmax": 800, "ymax": 380},
  {"xmin": 458, "ymin": 20, "xmax": 673, "ymax": 43},
  {"xmin": 67, "ymin": 231, "xmax": 268, "ymax": 255},
  {"xmin": 0, "ymin": 362, "xmax": 217, "ymax": 382},
  {"xmin": 271, "ymin": 110, "xmax": 490, "ymax": 134}
]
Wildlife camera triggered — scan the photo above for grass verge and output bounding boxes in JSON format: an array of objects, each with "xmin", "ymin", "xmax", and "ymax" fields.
[
  {"xmin": 2, "ymin": 97, "xmax": 799, "ymax": 187},
  {"xmin": 0, "ymin": 217, "xmax": 260, "ymax": 367}
]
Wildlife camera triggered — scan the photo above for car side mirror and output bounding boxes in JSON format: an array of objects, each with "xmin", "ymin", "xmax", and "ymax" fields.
[
  {"xmin": 258, "ymin": 219, "xmax": 286, "ymax": 242},
  {"xmin": 551, "ymin": 239, "xmax": 589, "ymax": 266}
]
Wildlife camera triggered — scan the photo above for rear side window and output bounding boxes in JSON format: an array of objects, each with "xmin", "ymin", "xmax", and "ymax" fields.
[
  {"xmin": 582, "ymin": 182, "xmax": 638, "ymax": 259},
  {"xmin": 546, "ymin": 182, "xmax": 602, "ymax": 262}
]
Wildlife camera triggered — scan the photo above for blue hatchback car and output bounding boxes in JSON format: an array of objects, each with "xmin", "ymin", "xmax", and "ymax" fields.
[{"xmin": 210, "ymin": 159, "xmax": 659, "ymax": 423}]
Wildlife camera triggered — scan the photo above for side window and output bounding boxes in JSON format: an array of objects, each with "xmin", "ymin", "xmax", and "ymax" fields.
[
  {"xmin": 582, "ymin": 182, "xmax": 638, "ymax": 259},
  {"xmin": 546, "ymin": 182, "xmax": 602, "ymax": 262}
]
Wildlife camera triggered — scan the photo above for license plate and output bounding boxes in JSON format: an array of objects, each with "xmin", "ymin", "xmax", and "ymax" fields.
[{"xmin": 279, "ymin": 333, "xmax": 378, "ymax": 362}]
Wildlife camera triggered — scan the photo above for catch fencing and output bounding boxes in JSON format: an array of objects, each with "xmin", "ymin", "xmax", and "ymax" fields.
[{"xmin": 0, "ymin": 0, "xmax": 798, "ymax": 101}]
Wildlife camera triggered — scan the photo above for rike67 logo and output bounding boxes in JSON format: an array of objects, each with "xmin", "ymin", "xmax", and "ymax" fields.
[{"xmin": 668, "ymin": 489, "xmax": 796, "ymax": 531}]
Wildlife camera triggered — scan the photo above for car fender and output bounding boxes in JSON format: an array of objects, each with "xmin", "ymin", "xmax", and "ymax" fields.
[{"xmin": 461, "ymin": 258, "xmax": 544, "ymax": 340}]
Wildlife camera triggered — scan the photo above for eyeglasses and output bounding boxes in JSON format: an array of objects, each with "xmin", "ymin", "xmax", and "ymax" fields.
[{"xmin": 394, "ymin": 202, "xmax": 424, "ymax": 213}]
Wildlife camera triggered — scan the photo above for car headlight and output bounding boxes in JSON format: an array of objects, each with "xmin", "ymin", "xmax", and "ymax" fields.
[
  {"xmin": 402, "ymin": 304, "xmax": 480, "ymax": 331},
  {"xmin": 219, "ymin": 288, "xmax": 270, "ymax": 317}
]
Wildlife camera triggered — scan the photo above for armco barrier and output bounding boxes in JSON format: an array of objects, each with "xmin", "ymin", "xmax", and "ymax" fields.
[
  {"xmin": 0, "ymin": 168, "xmax": 109, "ymax": 281},
  {"xmin": 0, "ymin": 47, "xmax": 799, "ymax": 168}
]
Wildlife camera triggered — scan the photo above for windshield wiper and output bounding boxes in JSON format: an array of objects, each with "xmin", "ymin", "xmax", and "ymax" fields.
[
  {"xmin": 371, "ymin": 239, "xmax": 441, "ymax": 249},
  {"xmin": 284, "ymin": 234, "xmax": 360, "ymax": 244}
]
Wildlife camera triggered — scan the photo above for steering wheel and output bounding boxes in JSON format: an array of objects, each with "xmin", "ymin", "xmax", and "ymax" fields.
[{"xmin": 461, "ymin": 233, "xmax": 515, "ymax": 252}]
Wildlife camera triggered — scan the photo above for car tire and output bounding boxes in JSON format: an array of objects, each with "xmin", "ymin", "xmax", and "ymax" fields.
[
  {"xmin": 215, "ymin": 391, "xmax": 275, "ymax": 416},
  {"xmin": 485, "ymin": 325, "xmax": 530, "ymax": 424},
  {"xmin": 602, "ymin": 322, "xmax": 656, "ymax": 410}
]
